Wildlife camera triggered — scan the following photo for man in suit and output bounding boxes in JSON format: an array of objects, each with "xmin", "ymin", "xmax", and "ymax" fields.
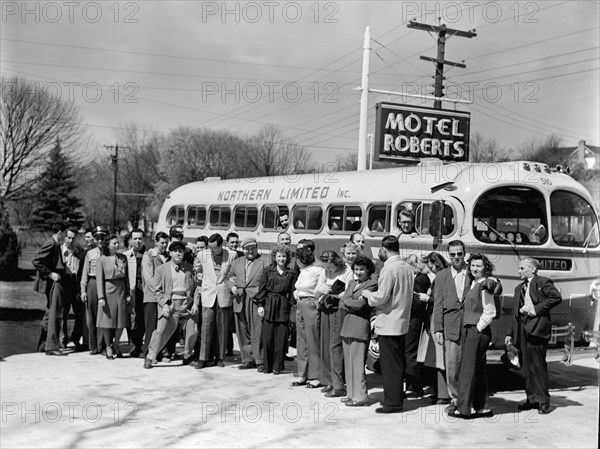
[
  {"xmin": 60, "ymin": 227, "xmax": 86, "ymax": 351},
  {"xmin": 362, "ymin": 235, "xmax": 414, "ymax": 414},
  {"xmin": 505, "ymin": 257, "xmax": 562, "ymax": 414},
  {"xmin": 32, "ymin": 222, "xmax": 67, "ymax": 356},
  {"xmin": 123, "ymin": 228, "xmax": 146, "ymax": 357},
  {"xmin": 141, "ymin": 231, "xmax": 169, "ymax": 359},
  {"xmin": 433, "ymin": 239, "xmax": 470, "ymax": 412},
  {"xmin": 229, "ymin": 237, "xmax": 270, "ymax": 371},
  {"xmin": 144, "ymin": 241, "xmax": 196, "ymax": 369},
  {"xmin": 195, "ymin": 233, "xmax": 235, "ymax": 368}
]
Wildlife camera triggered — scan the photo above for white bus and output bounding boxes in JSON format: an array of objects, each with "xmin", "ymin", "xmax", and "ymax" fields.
[{"xmin": 158, "ymin": 160, "xmax": 600, "ymax": 348}]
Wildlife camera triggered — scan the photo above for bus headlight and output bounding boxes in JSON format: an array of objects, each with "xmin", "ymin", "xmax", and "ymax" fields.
[{"xmin": 591, "ymin": 280, "xmax": 600, "ymax": 301}]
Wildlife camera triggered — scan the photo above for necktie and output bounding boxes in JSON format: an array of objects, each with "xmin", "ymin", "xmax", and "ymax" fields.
[
  {"xmin": 520, "ymin": 279, "xmax": 529, "ymax": 307},
  {"xmin": 174, "ymin": 265, "xmax": 180, "ymax": 272}
]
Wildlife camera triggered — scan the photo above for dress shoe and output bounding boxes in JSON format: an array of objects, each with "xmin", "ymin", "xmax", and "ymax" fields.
[
  {"xmin": 284, "ymin": 355, "xmax": 294, "ymax": 361},
  {"xmin": 436, "ymin": 398, "xmax": 451, "ymax": 405},
  {"xmin": 182, "ymin": 357, "xmax": 194, "ymax": 366},
  {"xmin": 517, "ymin": 401, "xmax": 539, "ymax": 411},
  {"xmin": 195, "ymin": 361, "xmax": 208, "ymax": 369},
  {"xmin": 239, "ymin": 362, "xmax": 257, "ymax": 370},
  {"xmin": 46, "ymin": 350, "xmax": 67, "ymax": 356},
  {"xmin": 89, "ymin": 349, "xmax": 100, "ymax": 356},
  {"xmin": 405, "ymin": 389, "xmax": 424, "ymax": 398},
  {"xmin": 216, "ymin": 360, "xmax": 225, "ymax": 368},
  {"xmin": 257, "ymin": 364, "xmax": 265, "ymax": 373},
  {"xmin": 538, "ymin": 403, "xmax": 551, "ymax": 414},
  {"xmin": 375, "ymin": 406, "xmax": 404, "ymax": 414},
  {"xmin": 226, "ymin": 350, "xmax": 234, "ymax": 357},
  {"xmin": 143, "ymin": 358, "xmax": 153, "ymax": 369},
  {"xmin": 320, "ymin": 385, "xmax": 333, "ymax": 393},
  {"xmin": 106, "ymin": 354, "xmax": 115, "ymax": 360},
  {"xmin": 115, "ymin": 352, "xmax": 124, "ymax": 359},
  {"xmin": 444, "ymin": 404, "xmax": 457, "ymax": 414},
  {"xmin": 273, "ymin": 370, "xmax": 280, "ymax": 375},
  {"xmin": 346, "ymin": 400, "xmax": 369, "ymax": 407},
  {"xmin": 292, "ymin": 379, "xmax": 307, "ymax": 386},
  {"xmin": 475, "ymin": 409, "xmax": 494, "ymax": 418},
  {"xmin": 325, "ymin": 389, "xmax": 347, "ymax": 398},
  {"xmin": 130, "ymin": 350, "xmax": 141, "ymax": 358},
  {"xmin": 340, "ymin": 397, "xmax": 352, "ymax": 403},
  {"xmin": 306, "ymin": 381, "xmax": 322, "ymax": 389}
]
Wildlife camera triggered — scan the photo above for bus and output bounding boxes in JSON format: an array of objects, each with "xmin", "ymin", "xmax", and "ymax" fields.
[{"xmin": 158, "ymin": 160, "xmax": 600, "ymax": 349}]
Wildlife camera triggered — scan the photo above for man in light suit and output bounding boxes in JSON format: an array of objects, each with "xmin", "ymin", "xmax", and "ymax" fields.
[
  {"xmin": 144, "ymin": 241, "xmax": 196, "ymax": 369},
  {"xmin": 433, "ymin": 239, "xmax": 471, "ymax": 412},
  {"xmin": 229, "ymin": 237, "xmax": 270, "ymax": 371},
  {"xmin": 123, "ymin": 228, "xmax": 146, "ymax": 357},
  {"xmin": 506, "ymin": 257, "xmax": 562, "ymax": 414},
  {"xmin": 32, "ymin": 222, "xmax": 68, "ymax": 356},
  {"xmin": 140, "ymin": 231, "xmax": 169, "ymax": 358},
  {"xmin": 363, "ymin": 235, "xmax": 414, "ymax": 414},
  {"xmin": 195, "ymin": 233, "xmax": 235, "ymax": 368}
]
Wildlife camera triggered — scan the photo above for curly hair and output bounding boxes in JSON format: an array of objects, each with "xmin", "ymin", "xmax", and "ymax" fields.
[
  {"xmin": 426, "ymin": 252, "xmax": 449, "ymax": 273},
  {"xmin": 318, "ymin": 250, "xmax": 347, "ymax": 271},
  {"xmin": 100, "ymin": 234, "xmax": 119, "ymax": 256},
  {"xmin": 466, "ymin": 253, "xmax": 494, "ymax": 278},
  {"xmin": 352, "ymin": 254, "xmax": 376, "ymax": 275},
  {"xmin": 270, "ymin": 244, "xmax": 292, "ymax": 267},
  {"xmin": 296, "ymin": 246, "xmax": 315, "ymax": 266}
]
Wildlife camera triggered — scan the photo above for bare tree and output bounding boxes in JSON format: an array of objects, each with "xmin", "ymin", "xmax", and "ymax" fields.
[
  {"xmin": 246, "ymin": 125, "xmax": 311, "ymax": 176},
  {"xmin": 469, "ymin": 132, "xmax": 506, "ymax": 162},
  {"xmin": 0, "ymin": 76, "xmax": 82, "ymax": 212}
]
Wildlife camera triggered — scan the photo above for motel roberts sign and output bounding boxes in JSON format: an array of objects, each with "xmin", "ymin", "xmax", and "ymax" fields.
[{"xmin": 375, "ymin": 102, "xmax": 470, "ymax": 163}]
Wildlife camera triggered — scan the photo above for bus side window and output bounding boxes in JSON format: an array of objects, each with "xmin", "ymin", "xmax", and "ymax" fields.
[
  {"xmin": 293, "ymin": 205, "xmax": 323, "ymax": 232},
  {"xmin": 167, "ymin": 206, "xmax": 185, "ymax": 227},
  {"xmin": 327, "ymin": 205, "xmax": 362, "ymax": 233},
  {"xmin": 187, "ymin": 206, "xmax": 206, "ymax": 228},
  {"xmin": 367, "ymin": 204, "xmax": 390, "ymax": 234},
  {"xmin": 209, "ymin": 206, "xmax": 231, "ymax": 229},
  {"xmin": 234, "ymin": 206, "xmax": 258, "ymax": 230}
]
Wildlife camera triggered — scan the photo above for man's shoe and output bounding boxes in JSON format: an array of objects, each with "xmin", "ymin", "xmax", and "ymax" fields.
[
  {"xmin": 46, "ymin": 350, "xmax": 67, "ymax": 356},
  {"xmin": 195, "ymin": 360, "xmax": 208, "ymax": 369},
  {"xmin": 405, "ymin": 389, "xmax": 423, "ymax": 398},
  {"xmin": 143, "ymin": 358, "xmax": 153, "ymax": 369},
  {"xmin": 273, "ymin": 370, "xmax": 280, "ymax": 375},
  {"xmin": 325, "ymin": 389, "xmax": 346, "ymax": 398},
  {"xmin": 375, "ymin": 406, "xmax": 403, "ymax": 414},
  {"xmin": 340, "ymin": 397, "xmax": 352, "ymax": 403},
  {"xmin": 284, "ymin": 355, "xmax": 294, "ymax": 361},
  {"xmin": 538, "ymin": 403, "xmax": 551, "ymax": 414},
  {"xmin": 226, "ymin": 350, "xmax": 234, "ymax": 357},
  {"xmin": 182, "ymin": 357, "xmax": 194, "ymax": 366},
  {"xmin": 444, "ymin": 404, "xmax": 457, "ymax": 414},
  {"xmin": 517, "ymin": 401, "xmax": 539, "ymax": 411},
  {"xmin": 257, "ymin": 364, "xmax": 265, "ymax": 373},
  {"xmin": 346, "ymin": 400, "xmax": 369, "ymax": 407},
  {"xmin": 130, "ymin": 350, "xmax": 141, "ymax": 359},
  {"xmin": 89, "ymin": 349, "xmax": 100, "ymax": 355},
  {"xmin": 239, "ymin": 362, "xmax": 257, "ymax": 370},
  {"xmin": 216, "ymin": 360, "xmax": 225, "ymax": 368},
  {"xmin": 321, "ymin": 385, "xmax": 333, "ymax": 393},
  {"xmin": 436, "ymin": 398, "xmax": 451, "ymax": 405}
]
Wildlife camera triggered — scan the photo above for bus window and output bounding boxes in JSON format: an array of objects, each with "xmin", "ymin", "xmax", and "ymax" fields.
[
  {"xmin": 473, "ymin": 187, "xmax": 547, "ymax": 245},
  {"xmin": 327, "ymin": 205, "xmax": 363, "ymax": 232},
  {"xmin": 209, "ymin": 206, "xmax": 231, "ymax": 229},
  {"xmin": 293, "ymin": 205, "xmax": 323, "ymax": 232},
  {"xmin": 367, "ymin": 204, "xmax": 391, "ymax": 233},
  {"xmin": 394, "ymin": 201, "xmax": 454, "ymax": 236},
  {"xmin": 262, "ymin": 205, "xmax": 289, "ymax": 231},
  {"xmin": 551, "ymin": 191, "xmax": 599, "ymax": 248},
  {"xmin": 186, "ymin": 206, "xmax": 206, "ymax": 228},
  {"xmin": 234, "ymin": 206, "xmax": 258, "ymax": 230},
  {"xmin": 166, "ymin": 206, "xmax": 185, "ymax": 227}
]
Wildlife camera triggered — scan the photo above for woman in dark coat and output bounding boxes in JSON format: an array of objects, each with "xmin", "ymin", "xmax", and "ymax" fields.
[
  {"xmin": 340, "ymin": 255, "xmax": 378, "ymax": 406},
  {"xmin": 256, "ymin": 245, "xmax": 297, "ymax": 374}
]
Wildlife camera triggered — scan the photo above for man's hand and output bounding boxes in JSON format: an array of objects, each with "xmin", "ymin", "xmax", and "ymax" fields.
[
  {"xmin": 162, "ymin": 304, "xmax": 171, "ymax": 318},
  {"xmin": 417, "ymin": 293, "xmax": 429, "ymax": 302},
  {"xmin": 231, "ymin": 285, "xmax": 241, "ymax": 296},
  {"xmin": 49, "ymin": 272, "xmax": 61, "ymax": 282},
  {"xmin": 98, "ymin": 298, "xmax": 106, "ymax": 307},
  {"xmin": 81, "ymin": 292, "xmax": 88, "ymax": 303},
  {"xmin": 505, "ymin": 336, "xmax": 512, "ymax": 347},
  {"xmin": 190, "ymin": 304, "xmax": 199, "ymax": 316},
  {"xmin": 257, "ymin": 307, "xmax": 265, "ymax": 318},
  {"xmin": 434, "ymin": 332, "xmax": 444, "ymax": 345}
]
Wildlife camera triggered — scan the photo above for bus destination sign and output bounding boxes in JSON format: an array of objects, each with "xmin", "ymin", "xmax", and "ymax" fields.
[
  {"xmin": 537, "ymin": 257, "xmax": 573, "ymax": 271},
  {"xmin": 375, "ymin": 102, "xmax": 470, "ymax": 163}
]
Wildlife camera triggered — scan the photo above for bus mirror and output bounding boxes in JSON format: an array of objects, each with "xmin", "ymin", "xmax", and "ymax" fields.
[{"xmin": 429, "ymin": 200, "xmax": 444, "ymax": 249}]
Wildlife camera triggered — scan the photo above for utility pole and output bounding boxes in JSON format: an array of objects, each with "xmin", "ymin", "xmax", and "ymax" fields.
[
  {"xmin": 357, "ymin": 26, "xmax": 371, "ymax": 171},
  {"xmin": 105, "ymin": 144, "xmax": 131, "ymax": 233},
  {"xmin": 407, "ymin": 19, "xmax": 476, "ymax": 109}
]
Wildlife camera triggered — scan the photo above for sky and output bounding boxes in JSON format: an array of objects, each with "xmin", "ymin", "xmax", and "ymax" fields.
[{"xmin": 1, "ymin": 0, "xmax": 599, "ymax": 166}]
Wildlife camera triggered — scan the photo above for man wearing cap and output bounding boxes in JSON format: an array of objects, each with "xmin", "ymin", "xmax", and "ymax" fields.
[
  {"xmin": 229, "ymin": 237, "xmax": 270, "ymax": 370},
  {"xmin": 80, "ymin": 226, "xmax": 108, "ymax": 354},
  {"xmin": 144, "ymin": 241, "xmax": 196, "ymax": 369},
  {"xmin": 506, "ymin": 257, "xmax": 562, "ymax": 414},
  {"xmin": 123, "ymin": 228, "xmax": 146, "ymax": 358}
]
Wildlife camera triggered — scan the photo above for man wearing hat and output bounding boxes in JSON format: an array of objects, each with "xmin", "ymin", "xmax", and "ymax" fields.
[
  {"xmin": 144, "ymin": 241, "xmax": 196, "ymax": 369},
  {"xmin": 80, "ymin": 226, "xmax": 109, "ymax": 354},
  {"xmin": 228, "ymin": 236, "xmax": 271, "ymax": 371}
]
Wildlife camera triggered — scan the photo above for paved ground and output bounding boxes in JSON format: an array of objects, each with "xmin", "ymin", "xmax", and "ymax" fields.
[{"xmin": 1, "ymin": 344, "xmax": 598, "ymax": 448}]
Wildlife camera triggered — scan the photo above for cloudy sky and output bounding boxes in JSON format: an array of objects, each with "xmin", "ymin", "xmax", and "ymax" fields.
[{"xmin": 2, "ymin": 0, "xmax": 599, "ymax": 164}]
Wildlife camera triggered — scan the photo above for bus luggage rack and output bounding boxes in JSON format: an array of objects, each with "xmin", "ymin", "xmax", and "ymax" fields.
[{"xmin": 553, "ymin": 323, "xmax": 600, "ymax": 366}]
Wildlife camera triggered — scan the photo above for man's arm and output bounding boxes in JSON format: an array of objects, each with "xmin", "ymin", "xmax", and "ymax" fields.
[
  {"xmin": 32, "ymin": 239, "xmax": 56, "ymax": 278},
  {"xmin": 364, "ymin": 267, "xmax": 393, "ymax": 307},
  {"xmin": 534, "ymin": 277, "xmax": 562, "ymax": 315}
]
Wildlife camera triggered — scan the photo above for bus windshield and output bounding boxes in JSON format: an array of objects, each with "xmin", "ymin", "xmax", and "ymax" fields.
[
  {"xmin": 473, "ymin": 186, "xmax": 548, "ymax": 245},
  {"xmin": 551, "ymin": 190, "xmax": 599, "ymax": 248}
]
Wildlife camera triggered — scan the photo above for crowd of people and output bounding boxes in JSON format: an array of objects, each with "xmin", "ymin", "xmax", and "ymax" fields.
[{"xmin": 32, "ymin": 222, "xmax": 562, "ymax": 416}]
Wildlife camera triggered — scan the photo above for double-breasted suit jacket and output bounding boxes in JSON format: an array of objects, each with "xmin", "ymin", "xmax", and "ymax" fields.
[
  {"xmin": 32, "ymin": 237, "xmax": 63, "ymax": 299},
  {"xmin": 195, "ymin": 248, "xmax": 234, "ymax": 308},
  {"xmin": 229, "ymin": 254, "xmax": 271, "ymax": 313},
  {"xmin": 507, "ymin": 275, "xmax": 562, "ymax": 342},
  {"xmin": 432, "ymin": 267, "xmax": 471, "ymax": 341}
]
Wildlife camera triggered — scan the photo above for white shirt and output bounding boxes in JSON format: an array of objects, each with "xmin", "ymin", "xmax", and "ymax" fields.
[
  {"xmin": 294, "ymin": 265, "xmax": 324, "ymax": 299},
  {"xmin": 171, "ymin": 263, "xmax": 186, "ymax": 299},
  {"xmin": 61, "ymin": 245, "xmax": 79, "ymax": 275},
  {"xmin": 451, "ymin": 266, "xmax": 467, "ymax": 301},
  {"xmin": 521, "ymin": 275, "xmax": 537, "ymax": 316}
]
